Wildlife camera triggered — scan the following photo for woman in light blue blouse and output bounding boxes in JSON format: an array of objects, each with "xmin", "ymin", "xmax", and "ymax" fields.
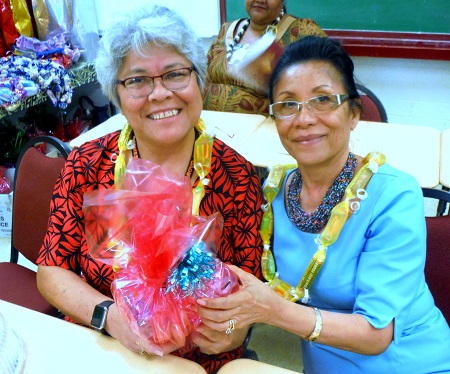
[{"xmin": 198, "ymin": 36, "xmax": 450, "ymax": 374}]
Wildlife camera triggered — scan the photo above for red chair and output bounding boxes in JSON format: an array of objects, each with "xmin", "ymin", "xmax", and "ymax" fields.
[
  {"xmin": 422, "ymin": 187, "xmax": 450, "ymax": 322},
  {"xmin": 356, "ymin": 83, "xmax": 388, "ymax": 123},
  {"xmin": 0, "ymin": 136, "xmax": 70, "ymax": 315}
]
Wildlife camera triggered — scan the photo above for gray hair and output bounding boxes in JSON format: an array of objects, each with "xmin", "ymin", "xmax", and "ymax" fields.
[{"xmin": 95, "ymin": 4, "xmax": 207, "ymax": 108}]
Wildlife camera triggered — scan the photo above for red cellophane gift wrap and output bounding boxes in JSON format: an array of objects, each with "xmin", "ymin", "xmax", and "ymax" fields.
[{"xmin": 83, "ymin": 158, "xmax": 239, "ymax": 353}]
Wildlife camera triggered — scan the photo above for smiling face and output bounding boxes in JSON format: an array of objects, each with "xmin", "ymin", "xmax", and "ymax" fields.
[
  {"xmin": 116, "ymin": 45, "xmax": 202, "ymax": 152},
  {"xmin": 273, "ymin": 61, "xmax": 360, "ymax": 169},
  {"xmin": 245, "ymin": 0, "xmax": 284, "ymax": 27}
]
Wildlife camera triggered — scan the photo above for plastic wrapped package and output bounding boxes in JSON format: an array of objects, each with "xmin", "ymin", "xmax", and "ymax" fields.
[
  {"xmin": 9, "ymin": 0, "xmax": 35, "ymax": 37},
  {"xmin": 0, "ymin": 311, "xmax": 26, "ymax": 373},
  {"xmin": 0, "ymin": 167, "xmax": 12, "ymax": 194},
  {"xmin": 0, "ymin": 0, "xmax": 20, "ymax": 57},
  {"xmin": 31, "ymin": 0, "xmax": 99, "ymax": 61},
  {"xmin": 83, "ymin": 158, "xmax": 239, "ymax": 353}
]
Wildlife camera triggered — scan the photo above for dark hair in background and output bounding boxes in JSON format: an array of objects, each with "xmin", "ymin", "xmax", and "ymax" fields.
[{"xmin": 269, "ymin": 36, "xmax": 360, "ymax": 108}]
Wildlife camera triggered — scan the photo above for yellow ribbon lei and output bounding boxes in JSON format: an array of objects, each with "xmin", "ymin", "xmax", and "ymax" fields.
[
  {"xmin": 260, "ymin": 151, "xmax": 386, "ymax": 303},
  {"xmin": 114, "ymin": 118, "xmax": 214, "ymax": 215}
]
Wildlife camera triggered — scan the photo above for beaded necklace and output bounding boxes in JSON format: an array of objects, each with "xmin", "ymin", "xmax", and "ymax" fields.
[
  {"xmin": 260, "ymin": 152, "xmax": 386, "ymax": 303},
  {"xmin": 287, "ymin": 153, "xmax": 357, "ymax": 233},
  {"xmin": 114, "ymin": 119, "xmax": 213, "ymax": 215},
  {"xmin": 226, "ymin": 8, "xmax": 285, "ymax": 61}
]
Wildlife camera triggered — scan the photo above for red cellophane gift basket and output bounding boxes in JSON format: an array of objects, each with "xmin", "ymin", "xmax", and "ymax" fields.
[{"xmin": 83, "ymin": 158, "xmax": 239, "ymax": 353}]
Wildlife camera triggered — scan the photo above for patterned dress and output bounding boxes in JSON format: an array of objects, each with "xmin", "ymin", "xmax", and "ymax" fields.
[
  {"xmin": 203, "ymin": 15, "xmax": 327, "ymax": 116},
  {"xmin": 36, "ymin": 130, "xmax": 264, "ymax": 374}
]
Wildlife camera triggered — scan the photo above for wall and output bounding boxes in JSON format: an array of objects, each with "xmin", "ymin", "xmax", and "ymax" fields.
[
  {"xmin": 352, "ymin": 57, "xmax": 450, "ymax": 130},
  {"xmin": 94, "ymin": 0, "xmax": 220, "ymax": 37}
]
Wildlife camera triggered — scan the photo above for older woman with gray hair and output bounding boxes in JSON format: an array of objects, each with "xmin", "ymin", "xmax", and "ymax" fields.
[{"xmin": 36, "ymin": 5, "xmax": 264, "ymax": 373}]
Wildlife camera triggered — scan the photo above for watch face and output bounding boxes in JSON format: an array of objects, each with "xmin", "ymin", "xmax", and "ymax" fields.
[{"xmin": 91, "ymin": 305, "xmax": 107, "ymax": 330}]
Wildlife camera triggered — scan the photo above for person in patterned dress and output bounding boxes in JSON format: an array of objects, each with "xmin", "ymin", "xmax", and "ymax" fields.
[
  {"xmin": 203, "ymin": 0, "xmax": 327, "ymax": 116},
  {"xmin": 36, "ymin": 5, "xmax": 264, "ymax": 374}
]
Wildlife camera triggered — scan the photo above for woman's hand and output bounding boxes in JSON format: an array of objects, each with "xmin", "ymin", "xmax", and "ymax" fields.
[
  {"xmin": 192, "ymin": 322, "xmax": 249, "ymax": 355},
  {"xmin": 105, "ymin": 303, "xmax": 183, "ymax": 356},
  {"xmin": 196, "ymin": 265, "xmax": 281, "ymax": 336},
  {"xmin": 37, "ymin": 265, "xmax": 184, "ymax": 357}
]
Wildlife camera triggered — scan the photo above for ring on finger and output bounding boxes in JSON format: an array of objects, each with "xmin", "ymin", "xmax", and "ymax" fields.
[
  {"xmin": 225, "ymin": 319, "xmax": 236, "ymax": 334},
  {"xmin": 136, "ymin": 340, "xmax": 147, "ymax": 355}
]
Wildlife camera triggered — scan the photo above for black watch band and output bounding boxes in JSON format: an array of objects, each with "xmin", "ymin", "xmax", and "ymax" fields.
[{"xmin": 90, "ymin": 300, "xmax": 115, "ymax": 335}]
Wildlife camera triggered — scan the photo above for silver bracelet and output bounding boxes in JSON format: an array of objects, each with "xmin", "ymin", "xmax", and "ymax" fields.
[{"xmin": 306, "ymin": 307, "xmax": 323, "ymax": 342}]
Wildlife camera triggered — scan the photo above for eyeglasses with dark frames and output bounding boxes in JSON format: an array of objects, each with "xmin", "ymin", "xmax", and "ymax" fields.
[
  {"xmin": 116, "ymin": 66, "xmax": 195, "ymax": 98},
  {"xmin": 269, "ymin": 94, "xmax": 350, "ymax": 119}
]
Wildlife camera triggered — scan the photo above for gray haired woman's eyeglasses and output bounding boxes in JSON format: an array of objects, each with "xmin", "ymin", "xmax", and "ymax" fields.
[
  {"xmin": 269, "ymin": 94, "xmax": 350, "ymax": 119},
  {"xmin": 116, "ymin": 66, "xmax": 195, "ymax": 98}
]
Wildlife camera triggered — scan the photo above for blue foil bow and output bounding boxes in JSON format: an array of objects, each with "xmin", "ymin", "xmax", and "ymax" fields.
[{"xmin": 166, "ymin": 240, "xmax": 216, "ymax": 298}]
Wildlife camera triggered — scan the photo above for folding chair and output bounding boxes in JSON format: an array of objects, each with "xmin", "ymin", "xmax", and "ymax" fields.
[
  {"xmin": 421, "ymin": 187, "xmax": 450, "ymax": 322},
  {"xmin": 356, "ymin": 83, "xmax": 388, "ymax": 123},
  {"xmin": 0, "ymin": 136, "xmax": 71, "ymax": 315}
]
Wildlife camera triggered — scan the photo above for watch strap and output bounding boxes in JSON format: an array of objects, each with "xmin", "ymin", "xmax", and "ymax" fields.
[{"xmin": 98, "ymin": 300, "xmax": 115, "ymax": 309}]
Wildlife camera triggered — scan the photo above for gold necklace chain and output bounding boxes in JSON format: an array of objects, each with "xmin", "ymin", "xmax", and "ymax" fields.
[
  {"xmin": 260, "ymin": 152, "xmax": 386, "ymax": 303},
  {"xmin": 114, "ymin": 119, "xmax": 214, "ymax": 216}
]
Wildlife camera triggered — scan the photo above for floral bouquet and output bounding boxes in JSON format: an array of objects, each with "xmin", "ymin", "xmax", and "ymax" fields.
[{"xmin": 83, "ymin": 158, "xmax": 239, "ymax": 352}]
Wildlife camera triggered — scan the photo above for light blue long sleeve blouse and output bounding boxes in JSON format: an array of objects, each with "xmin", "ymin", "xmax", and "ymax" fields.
[{"xmin": 272, "ymin": 163, "xmax": 450, "ymax": 374}]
